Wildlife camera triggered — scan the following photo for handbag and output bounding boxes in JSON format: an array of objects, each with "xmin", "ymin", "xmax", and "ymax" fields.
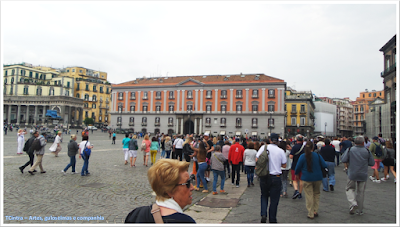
[{"xmin": 318, "ymin": 154, "xmax": 328, "ymax": 178}]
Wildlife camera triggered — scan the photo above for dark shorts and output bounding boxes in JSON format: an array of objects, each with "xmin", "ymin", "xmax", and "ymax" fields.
[{"xmin": 382, "ymin": 158, "xmax": 395, "ymax": 167}]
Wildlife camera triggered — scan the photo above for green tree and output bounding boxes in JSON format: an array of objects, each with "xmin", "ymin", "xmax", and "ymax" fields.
[{"xmin": 84, "ymin": 118, "xmax": 94, "ymax": 125}]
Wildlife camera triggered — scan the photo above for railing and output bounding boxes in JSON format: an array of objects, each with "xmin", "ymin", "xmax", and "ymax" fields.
[
  {"xmin": 381, "ymin": 62, "xmax": 396, "ymax": 76},
  {"xmin": 155, "ymin": 96, "xmax": 161, "ymax": 100},
  {"xmin": 220, "ymin": 123, "xmax": 226, "ymax": 127},
  {"xmin": 142, "ymin": 97, "xmax": 148, "ymax": 100},
  {"xmin": 252, "ymin": 95, "xmax": 258, "ymax": 98},
  {"xmin": 206, "ymin": 95, "xmax": 212, "ymax": 99},
  {"xmin": 235, "ymin": 95, "xmax": 242, "ymax": 98},
  {"xmin": 268, "ymin": 124, "xmax": 275, "ymax": 128},
  {"xmin": 187, "ymin": 96, "xmax": 193, "ymax": 99},
  {"xmin": 236, "ymin": 125, "xmax": 242, "ymax": 128},
  {"xmin": 268, "ymin": 94, "xmax": 275, "ymax": 98},
  {"xmin": 220, "ymin": 95, "xmax": 227, "ymax": 99},
  {"xmin": 154, "ymin": 123, "xmax": 160, "ymax": 126},
  {"xmin": 252, "ymin": 124, "xmax": 258, "ymax": 128},
  {"xmin": 205, "ymin": 123, "xmax": 211, "ymax": 127},
  {"xmin": 130, "ymin": 97, "xmax": 136, "ymax": 100},
  {"xmin": 117, "ymin": 122, "xmax": 122, "ymax": 126},
  {"xmin": 291, "ymin": 110, "xmax": 297, "ymax": 114},
  {"xmin": 141, "ymin": 123, "xmax": 147, "ymax": 126},
  {"xmin": 168, "ymin": 123, "xmax": 173, "ymax": 127},
  {"xmin": 169, "ymin": 96, "xmax": 174, "ymax": 99}
]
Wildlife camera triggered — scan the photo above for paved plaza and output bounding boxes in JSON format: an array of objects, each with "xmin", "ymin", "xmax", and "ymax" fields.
[{"xmin": 2, "ymin": 130, "xmax": 398, "ymax": 224}]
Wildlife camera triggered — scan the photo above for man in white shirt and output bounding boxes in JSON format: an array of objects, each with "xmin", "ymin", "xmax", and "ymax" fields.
[
  {"xmin": 331, "ymin": 137, "xmax": 341, "ymax": 166},
  {"xmin": 173, "ymin": 135, "xmax": 184, "ymax": 161},
  {"xmin": 256, "ymin": 133, "xmax": 287, "ymax": 223}
]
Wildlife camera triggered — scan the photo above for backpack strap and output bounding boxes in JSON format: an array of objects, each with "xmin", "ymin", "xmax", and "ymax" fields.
[
  {"xmin": 151, "ymin": 203, "xmax": 163, "ymax": 224},
  {"xmin": 294, "ymin": 144, "xmax": 305, "ymax": 156}
]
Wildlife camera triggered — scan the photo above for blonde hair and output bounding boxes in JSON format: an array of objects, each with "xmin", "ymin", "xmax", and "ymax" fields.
[
  {"xmin": 183, "ymin": 136, "xmax": 193, "ymax": 146},
  {"xmin": 147, "ymin": 159, "xmax": 190, "ymax": 201},
  {"xmin": 213, "ymin": 137, "xmax": 218, "ymax": 144},
  {"xmin": 165, "ymin": 136, "xmax": 171, "ymax": 142},
  {"xmin": 18, "ymin": 129, "xmax": 24, "ymax": 133},
  {"xmin": 132, "ymin": 135, "xmax": 137, "ymax": 139},
  {"xmin": 144, "ymin": 134, "xmax": 150, "ymax": 140}
]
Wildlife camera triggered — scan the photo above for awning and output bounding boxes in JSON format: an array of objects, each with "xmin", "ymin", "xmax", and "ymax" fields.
[
  {"xmin": 236, "ymin": 131, "xmax": 241, "ymax": 136},
  {"xmin": 220, "ymin": 131, "xmax": 226, "ymax": 135},
  {"xmin": 252, "ymin": 132, "xmax": 258, "ymax": 136},
  {"xmin": 205, "ymin": 130, "xmax": 211, "ymax": 135}
]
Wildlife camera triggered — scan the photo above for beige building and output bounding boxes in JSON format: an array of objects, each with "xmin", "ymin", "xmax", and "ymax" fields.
[
  {"xmin": 332, "ymin": 98, "xmax": 353, "ymax": 137},
  {"xmin": 3, "ymin": 62, "xmax": 84, "ymax": 126},
  {"xmin": 60, "ymin": 66, "xmax": 112, "ymax": 126}
]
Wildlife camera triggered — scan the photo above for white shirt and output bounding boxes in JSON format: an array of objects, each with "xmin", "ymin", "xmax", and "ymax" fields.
[
  {"xmin": 256, "ymin": 144, "xmax": 287, "ymax": 175},
  {"xmin": 331, "ymin": 140, "xmax": 341, "ymax": 152},
  {"xmin": 281, "ymin": 150, "xmax": 292, "ymax": 170},
  {"xmin": 79, "ymin": 140, "xmax": 92, "ymax": 155},
  {"xmin": 173, "ymin": 138, "xmax": 184, "ymax": 149}
]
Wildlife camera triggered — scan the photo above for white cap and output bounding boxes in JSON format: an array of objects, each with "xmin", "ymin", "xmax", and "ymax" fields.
[{"xmin": 204, "ymin": 133, "xmax": 210, "ymax": 136}]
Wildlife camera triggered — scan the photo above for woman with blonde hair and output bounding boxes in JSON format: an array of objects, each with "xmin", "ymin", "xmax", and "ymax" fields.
[
  {"xmin": 164, "ymin": 136, "xmax": 173, "ymax": 159},
  {"xmin": 142, "ymin": 134, "xmax": 151, "ymax": 167},
  {"xmin": 49, "ymin": 131, "xmax": 63, "ymax": 157},
  {"xmin": 17, "ymin": 129, "xmax": 27, "ymax": 154},
  {"xmin": 125, "ymin": 159, "xmax": 196, "ymax": 223},
  {"xmin": 183, "ymin": 137, "xmax": 194, "ymax": 162}
]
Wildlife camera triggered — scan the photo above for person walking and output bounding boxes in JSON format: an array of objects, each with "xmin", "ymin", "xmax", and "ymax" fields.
[
  {"xmin": 142, "ymin": 134, "xmax": 151, "ymax": 167},
  {"xmin": 17, "ymin": 129, "xmax": 27, "ymax": 155},
  {"xmin": 369, "ymin": 136, "xmax": 384, "ymax": 183},
  {"xmin": 341, "ymin": 136, "xmax": 375, "ymax": 215},
  {"xmin": 128, "ymin": 135, "xmax": 138, "ymax": 167},
  {"xmin": 381, "ymin": 141, "xmax": 396, "ymax": 183},
  {"xmin": 160, "ymin": 135, "xmax": 166, "ymax": 159},
  {"xmin": 62, "ymin": 134, "xmax": 79, "ymax": 174},
  {"xmin": 290, "ymin": 134, "xmax": 306, "ymax": 199},
  {"xmin": 256, "ymin": 133, "xmax": 287, "ymax": 223},
  {"xmin": 210, "ymin": 145, "xmax": 227, "ymax": 195},
  {"xmin": 194, "ymin": 139, "xmax": 209, "ymax": 193},
  {"xmin": 183, "ymin": 137, "xmax": 194, "ymax": 162},
  {"xmin": 150, "ymin": 137, "xmax": 160, "ymax": 165},
  {"xmin": 243, "ymin": 141, "xmax": 257, "ymax": 187},
  {"xmin": 173, "ymin": 135, "xmax": 184, "ymax": 161},
  {"xmin": 164, "ymin": 136, "xmax": 173, "ymax": 159},
  {"xmin": 222, "ymin": 140, "xmax": 231, "ymax": 178},
  {"xmin": 28, "ymin": 132, "xmax": 47, "ymax": 175},
  {"xmin": 320, "ymin": 138, "xmax": 337, "ymax": 192},
  {"xmin": 122, "ymin": 134, "xmax": 131, "ymax": 165},
  {"xmin": 295, "ymin": 141, "xmax": 327, "ymax": 219},
  {"xmin": 19, "ymin": 131, "xmax": 38, "ymax": 173},
  {"xmin": 278, "ymin": 140, "xmax": 292, "ymax": 198},
  {"xmin": 228, "ymin": 138, "xmax": 245, "ymax": 187},
  {"xmin": 112, "ymin": 131, "xmax": 116, "ymax": 144},
  {"xmin": 49, "ymin": 131, "xmax": 62, "ymax": 157},
  {"xmin": 79, "ymin": 135, "xmax": 93, "ymax": 176}
]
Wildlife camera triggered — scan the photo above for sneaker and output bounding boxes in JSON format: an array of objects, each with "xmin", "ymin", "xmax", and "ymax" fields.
[
  {"xmin": 71, "ymin": 172, "xmax": 79, "ymax": 174},
  {"xmin": 298, "ymin": 193, "xmax": 302, "ymax": 199},
  {"xmin": 193, "ymin": 186, "xmax": 199, "ymax": 191},
  {"xmin": 380, "ymin": 177, "xmax": 387, "ymax": 182},
  {"xmin": 212, "ymin": 191, "xmax": 218, "ymax": 195},
  {"xmin": 356, "ymin": 210, "xmax": 364, "ymax": 215},
  {"xmin": 61, "ymin": 170, "xmax": 66, "ymax": 174},
  {"xmin": 369, "ymin": 176, "xmax": 376, "ymax": 181},
  {"xmin": 219, "ymin": 190, "xmax": 227, "ymax": 194},
  {"xmin": 349, "ymin": 204, "xmax": 358, "ymax": 214},
  {"xmin": 261, "ymin": 215, "xmax": 267, "ymax": 223},
  {"xmin": 28, "ymin": 171, "xmax": 34, "ymax": 175},
  {"xmin": 40, "ymin": 171, "xmax": 46, "ymax": 174},
  {"xmin": 202, "ymin": 190, "xmax": 209, "ymax": 193},
  {"xmin": 236, "ymin": 185, "xmax": 239, "ymax": 188},
  {"xmin": 292, "ymin": 191, "xmax": 300, "ymax": 199},
  {"xmin": 231, "ymin": 183, "xmax": 235, "ymax": 185},
  {"xmin": 386, "ymin": 175, "xmax": 389, "ymax": 179},
  {"xmin": 373, "ymin": 179, "xmax": 381, "ymax": 183},
  {"xmin": 330, "ymin": 185, "xmax": 334, "ymax": 191},
  {"xmin": 33, "ymin": 170, "xmax": 37, "ymax": 172},
  {"xmin": 206, "ymin": 177, "xmax": 210, "ymax": 182}
]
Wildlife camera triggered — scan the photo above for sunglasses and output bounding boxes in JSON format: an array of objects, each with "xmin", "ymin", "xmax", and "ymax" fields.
[{"xmin": 176, "ymin": 179, "xmax": 192, "ymax": 188}]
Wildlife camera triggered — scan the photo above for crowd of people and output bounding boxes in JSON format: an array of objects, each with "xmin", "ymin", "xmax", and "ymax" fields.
[{"xmin": 13, "ymin": 126, "xmax": 396, "ymax": 223}]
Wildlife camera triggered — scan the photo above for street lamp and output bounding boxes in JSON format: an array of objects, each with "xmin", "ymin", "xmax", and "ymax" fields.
[
  {"xmin": 325, "ymin": 122, "xmax": 327, "ymax": 136},
  {"xmin": 267, "ymin": 111, "xmax": 274, "ymax": 136},
  {"xmin": 187, "ymin": 109, "xmax": 192, "ymax": 135}
]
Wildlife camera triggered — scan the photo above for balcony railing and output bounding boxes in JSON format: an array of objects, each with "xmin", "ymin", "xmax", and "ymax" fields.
[
  {"xmin": 291, "ymin": 110, "xmax": 297, "ymax": 114},
  {"xmin": 237, "ymin": 111, "xmax": 242, "ymax": 114},
  {"xmin": 130, "ymin": 97, "xmax": 136, "ymax": 100},
  {"xmin": 220, "ymin": 123, "xmax": 226, "ymax": 127},
  {"xmin": 169, "ymin": 96, "xmax": 174, "ymax": 99},
  {"xmin": 268, "ymin": 94, "xmax": 275, "ymax": 98},
  {"xmin": 117, "ymin": 122, "xmax": 122, "ymax": 126},
  {"xmin": 220, "ymin": 95, "xmax": 227, "ymax": 99},
  {"xmin": 381, "ymin": 62, "xmax": 396, "ymax": 76},
  {"xmin": 206, "ymin": 95, "xmax": 212, "ymax": 99},
  {"xmin": 235, "ymin": 95, "xmax": 242, "ymax": 98},
  {"xmin": 169, "ymin": 110, "xmax": 174, "ymax": 113},
  {"xmin": 155, "ymin": 96, "xmax": 161, "ymax": 100},
  {"xmin": 252, "ymin": 124, "xmax": 258, "ymax": 128},
  {"xmin": 142, "ymin": 97, "xmax": 148, "ymax": 100},
  {"xmin": 253, "ymin": 111, "xmax": 258, "ymax": 114},
  {"xmin": 300, "ymin": 110, "xmax": 306, "ymax": 114},
  {"xmin": 168, "ymin": 123, "xmax": 173, "ymax": 127},
  {"xmin": 205, "ymin": 123, "xmax": 211, "ymax": 127},
  {"xmin": 141, "ymin": 122, "xmax": 147, "ymax": 126},
  {"xmin": 187, "ymin": 96, "xmax": 193, "ymax": 99},
  {"xmin": 236, "ymin": 125, "xmax": 242, "ymax": 128},
  {"xmin": 252, "ymin": 95, "xmax": 258, "ymax": 98},
  {"xmin": 129, "ymin": 122, "xmax": 134, "ymax": 126},
  {"xmin": 268, "ymin": 124, "xmax": 275, "ymax": 128},
  {"xmin": 118, "ymin": 97, "xmax": 123, "ymax": 100}
]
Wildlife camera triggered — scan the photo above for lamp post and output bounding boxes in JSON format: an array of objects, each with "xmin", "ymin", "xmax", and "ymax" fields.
[
  {"xmin": 267, "ymin": 111, "xmax": 274, "ymax": 136},
  {"xmin": 325, "ymin": 122, "xmax": 327, "ymax": 136}
]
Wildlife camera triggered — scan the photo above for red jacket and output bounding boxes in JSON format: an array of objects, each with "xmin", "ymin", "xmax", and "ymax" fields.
[{"xmin": 228, "ymin": 142, "xmax": 245, "ymax": 165}]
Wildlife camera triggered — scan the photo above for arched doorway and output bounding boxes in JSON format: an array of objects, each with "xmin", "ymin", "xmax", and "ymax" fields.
[
  {"xmin": 154, "ymin": 128, "xmax": 160, "ymax": 135},
  {"xmin": 184, "ymin": 119, "xmax": 194, "ymax": 135}
]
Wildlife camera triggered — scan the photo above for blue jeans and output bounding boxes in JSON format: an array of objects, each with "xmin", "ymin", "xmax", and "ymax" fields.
[
  {"xmin": 197, "ymin": 162, "xmax": 208, "ymax": 190},
  {"xmin": 322, "ymin": 161, "xmax": 336, "ymax": 191},
  {"xmin": 260, "ymin": 175, "xmax": 282, "ymax": 223},
  {"xmin": 245, "ymin": 166, "xmax": 255, "ymax": 185},
  {"xmin": 335, "ymin": 152, "xmax": 341, "ymax": 166},
  {"xmin": 165, "ymin": 150, "xmax": 171, "ymax": 159},
  {"xmin": 64, "ymin": 155, "xmax": 76, "ymax": 172},
  {"xmin": 161, "ymin": 149, "xmax": 166, "ymax": 158},
  {"xmin": 81, "ymin": 154, "xmax": 90, "ymax": 176},
  {"xmin": 281, "ymin": 170, "xmax": 289, "ymax": 195},
  {"xmin": 212, "ymin": 170, "xmax": 225, "ymax": 192}
]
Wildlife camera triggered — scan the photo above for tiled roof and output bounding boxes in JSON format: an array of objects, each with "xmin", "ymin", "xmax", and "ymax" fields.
[{"xmin": 112, "ymin": 73, "xmax": 284, "ymax": 87}]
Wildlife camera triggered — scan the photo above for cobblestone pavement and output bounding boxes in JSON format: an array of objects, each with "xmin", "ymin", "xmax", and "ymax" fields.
[
  {"xmin": 223, "ymin": 161, "xmax": 398, "ymax": 224},
  {"xmin": 2, "ymin": 131, "xmax": 209, "ymax": 224}
]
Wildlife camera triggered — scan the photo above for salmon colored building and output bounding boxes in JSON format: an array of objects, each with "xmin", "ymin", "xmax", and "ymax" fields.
[{"xmin": 111, "ymin": 73, "xmax": 286, "ymax": 138}]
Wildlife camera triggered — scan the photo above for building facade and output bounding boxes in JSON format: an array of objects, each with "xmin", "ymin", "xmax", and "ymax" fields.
[
  {"xmin": 313, "ymin": 100, "xmax": 337, "ymax": 137},
  {"xmin": 111, "ymin": 74, "xmax": 286, "ymax": 138},
  {"xmin": 379, "ymin": 35, "xmax": 396, "ymax": 142},
  {"xmin": 365, "ymin": 97, "xmax": 391, "ymax": 140},
  {"xmin": 284, "ymin": 87, "xmax": 315, "ymax": 138},
  {"xmin": 352, "ymin": 89, "xmax": 384, "ymax": 136},
  {"xmin": 60, "ymin": 66, "xmax": 112, "ymax": 126},
  {"xmin": 3, "ymin": 63, "xmax": 84, "ymax": 126},
  {"xmin": 332, "ymin": 98, "xmax": 353, "ymax": 137}
]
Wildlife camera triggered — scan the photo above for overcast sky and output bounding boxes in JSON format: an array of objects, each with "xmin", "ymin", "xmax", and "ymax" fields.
[{"xmin": 1, "ymin": 1, "xmax": 397, "ymax": 100}]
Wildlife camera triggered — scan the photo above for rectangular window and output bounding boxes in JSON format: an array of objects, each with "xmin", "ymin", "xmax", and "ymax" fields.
[
  {"xmin": 252, "ymin": 118, "xmax": 258, "ymax": 127},
  {"xmin": 221, "ymin": 90, "xmax": 227, "ymax": 99},
  {"xmin": 252, "ymin": 105, "xmax": 258, "ymax": 113},
  {"xmin": 236, "ymin": 105, "xmax": 242, "ymax": 113},
  {"xmin": 130, "ymin": 92, "xmax": 135, "ymax": 100},
  {"xmin": 221, "ymin": 118, "xmax": 226, "ymax": 126},
  {"xmin": 291, "ymin": 117, "xmax": 296, "ymax": 126},
  {"xmin": 268, "ymin": 105, "xmax": 274, "ymax": 112},
  {"xmin": 86, "ymin": 84, "xmax": 89, "ymax": 91},
  {"xmin": 252, "ymin": 89, "xmax": 258, "ymax": 98},
  {"xmin": 300, "ymin": 105, "xmax": 305, "ymax": 113},
  {"xmin": 268, "ymin": 118, "xmax": 274, "ymax": 127},
  {"xmin": 156, "ymin": 91, "xmax": 161, "ymax": 99},
  {"xmin": 169, "ymin": 91, "xmax": 174, "ymax": 99},
  {"xmin": 143, "ymin": 106, "xmax": 148, "ymax": 112},
  {"xmin": 300, "ymin": 117, "xmax": 305, "ymax": 126},
  {"xmin": 156, "ymin": 106, "xmax": 161, "ymax": 112},
  {"xmin": 236, "ymin": 118, "xmax": 242, "ymax": 126},
  {"xmin": 206, "ymin": 105, "xmax": 211, "ymax": 113},
  {"xmin": 67, "ymin": 82, "xmax": 70, "ymax": 88},
  {"xmin": 221, "ymin": 105, "xmax": 226, "ymax": 113},
  {"xmin": 143, "ymin": 92, "xmax": 148, "ymax": 99},
  {"xmin": 169, "ymin": 105, "xmax": 174, "ymax": 112},
  {"xmin": 130, "ymin": 105, "xmax": 135, "ymax": 112},
  {"xmin": 118, "ymin": 92, "xmax": 123, "ymax": 100},
  {"xmin": 206, "ymin": 90, "xmax": 212, "ymax": 99},
  {"xmin": 268, "ymin": 89, "xmax": 275, "ymax": 98},
  {"xmin": 291, "ymin": 105, "xmax": 297, "ymax": 113},
  {"xmin": 187, "ymin": 105, "xmax": 193, "ymax": 111},
  {"xmin": 236, "ymin": 90, "xmax": 242, "ymax": 98}
]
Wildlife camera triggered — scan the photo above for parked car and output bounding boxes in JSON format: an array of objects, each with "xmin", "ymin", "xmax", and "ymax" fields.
[
  {"xmin": 115, "ymin": 128, "xmax": 127, "ymax": 134},
  {"xmin": 88, "ymin": 126, "xmax": 98, "ymax": 131}
]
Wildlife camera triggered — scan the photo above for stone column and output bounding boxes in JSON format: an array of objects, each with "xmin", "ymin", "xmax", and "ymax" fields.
[
  {"xmin": 26, "ymin": 105, "xmax": 30, "ymax": 123},
  {"xmin": 262, "ymin": 88, "xmax": 266, "ymax": 113},
  {"xmin": 137, "ymin": 91, "xmax": 141, "ymax": 112},
  {"xmin": 125, "ymin": 91, "xmax": 129, "ymax": 113},
  {"xmin": 245, "ymin": 88, "xmax": 249, "ymax": 113},
  {"xmin": 214, "ymin": 89, "xmax": 218, "ymax": 113},
  {"xmin": 43, "ymin": 105, "xmax": 47, "ymax": 123},
  {"xmin": 163, "ymin": 90, "xmax": 167, "ymax": 113},
  {"xmin": 195, "ymin": 90, "xmax": 199, "ymax": 112},
  {"xmin": 230, "ymin": 89, "xmax": 234, "ymax": 112},
  {"xmin": 68, "ymin": 106, "xmax": 72, "ymax": 125},
  {"xmin": 194, "ymin": 118, "xmax": 198, "ymax": 135},
  {"xmin": 78, "ymin": 108, "xmax": 83, "ymax": 126},
  {"xmin": 177, "ymin": 90, "xmax": 180, "ymax": 113},
  {"xmin": 200, "ymin": 89, "xmax": 203, "ymax": 112},
  {"xmin": 199, "ymin": 118, "xmax": 202, "ymax": 134},
  {"xmin": 180, "ymin": 118, "xmax": 183, "ymax": 134},
  {"xmin": 16, "ymin": 105, "xmax": 21, "ymax": 125},
  {"xmin": 150, "ymin": 91, "xmax": 154, "ymax": 112},
  {"xmin": 7, "ymin": 105, "xmax": 12, "ymax": 124},
  {"xmin": 33, "ymin": 105, "xmax": 38, "ymax": 125},
  {"xmin": 181, "ymin": 90, "xmax": 185, "ymax": 112},
  {"xmin": 176, "ymin": 118, "xmax": 179, "ymax": 134}
]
